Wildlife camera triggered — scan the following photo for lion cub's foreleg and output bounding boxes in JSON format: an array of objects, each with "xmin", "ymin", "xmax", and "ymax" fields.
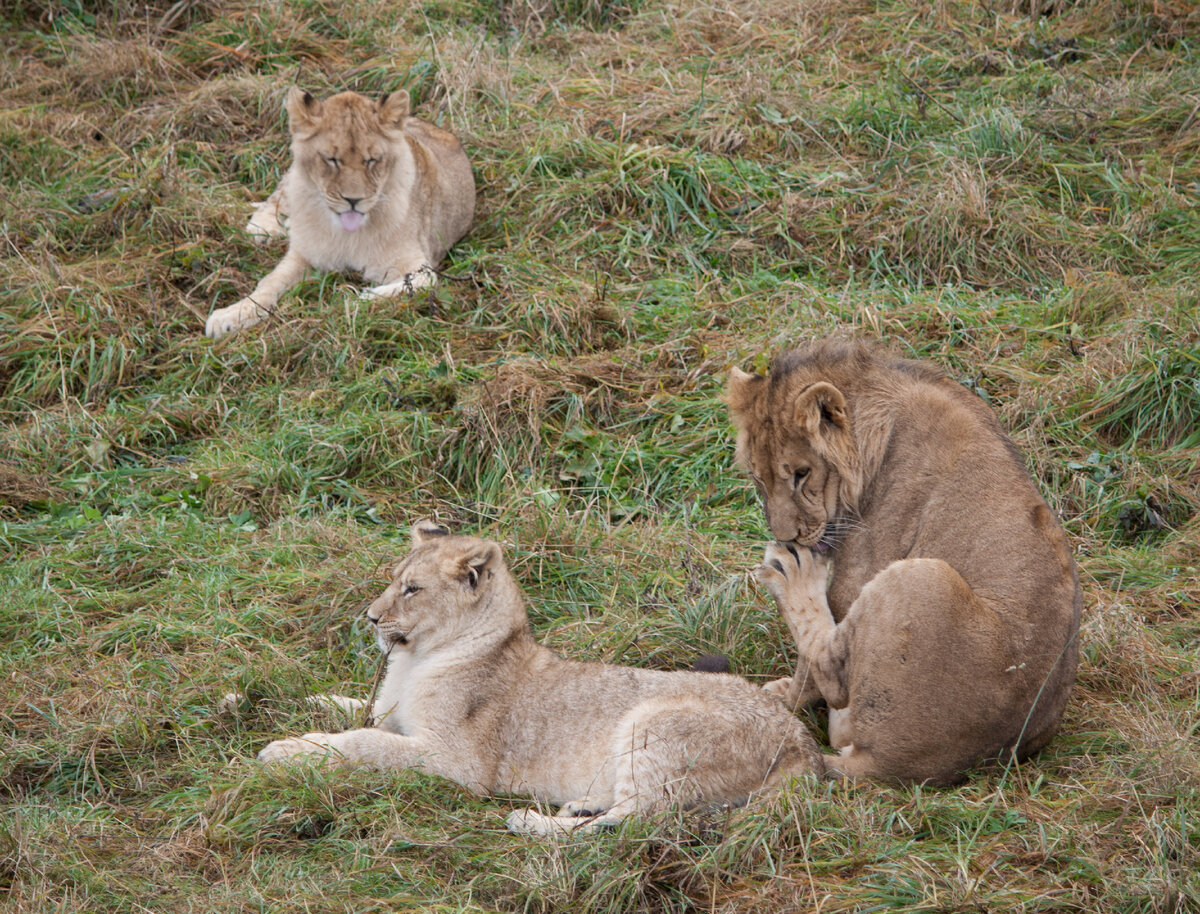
[
  {"xmin": 205, "ymin": 248, "xmax": 310, "ymax": 338},
  {"xmin": 756, "ymin": 544, "xmax": 849, "ymax": 711},
  {"xmin": 259, "ymin": 728, "xmax": 429, "ymax": 770}
]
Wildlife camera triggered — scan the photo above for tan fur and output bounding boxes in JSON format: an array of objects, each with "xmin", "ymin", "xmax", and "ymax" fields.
[
  {"xmin": 727, "ymin": 340, "xmax": 1081, "ymax": 786},
  {"xmin": 205, "ymin": 88, "xmax": 475, "ymax": 338},
  {"xmin": 258, "ymin": 522, "xmax": 825, "ymax": 835}
]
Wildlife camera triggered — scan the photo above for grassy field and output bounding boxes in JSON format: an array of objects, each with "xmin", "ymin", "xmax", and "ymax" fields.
[{"xmin": 2, "ymin": 0, "xmax": 1198, "ymax": 910}]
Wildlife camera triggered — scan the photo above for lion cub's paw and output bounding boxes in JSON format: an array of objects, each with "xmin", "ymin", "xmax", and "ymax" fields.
[
  {"xmin": 557, "ymin": 797, "xmax": 606, "ymax": 818},
  {"xmin": 506, "ymin": 808, "xmax": 555, "ymax": 835},
  {"xmin": 245, "ymin": 204, "xmax": 285, "ymax": 243},
  {"xmin": 206, "ymin": 298, "xmax": 269, "ymax": 338},
  {"xmin": 762, "ymin": 676, "xmax": 794, "ymax": 700},
  {"xmin": 507, "ymin": 807, "xmax": 612, "ymax": 836},
  {"xmin": 756, "ymin": 543, "xmax": 830, "ymax": 602},
  {"xmin": 360, "ymin": 265, "xmax": 436, "ymax": 300},
  {"xmin": 258, "ymin": 733, "xmax": 337, "ymax": 763}
]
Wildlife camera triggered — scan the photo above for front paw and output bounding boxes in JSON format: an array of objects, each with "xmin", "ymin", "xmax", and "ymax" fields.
[
  {"xmin": 756, "ymin": 542, "xmax": 829, "ymax": 599},
  {"xmin": 205, "ymin": 298, "xmax": 267, "ymax": 338},
  {"xmin": 258, "ymin": 732, "xmax": 337, "ymax": 763}
]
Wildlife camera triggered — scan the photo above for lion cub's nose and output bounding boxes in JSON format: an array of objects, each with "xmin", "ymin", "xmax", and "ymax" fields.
[{"xmin": 342, "ymin": 196, "xmax": 363, "ymax": 210}]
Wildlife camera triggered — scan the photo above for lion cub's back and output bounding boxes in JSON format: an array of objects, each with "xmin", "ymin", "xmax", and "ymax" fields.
[{"xmin": 403, "ymin": 116, "xmax": 475, "ymax": 243}]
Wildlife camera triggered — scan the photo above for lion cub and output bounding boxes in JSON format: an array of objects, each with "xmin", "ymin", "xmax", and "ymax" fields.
[
  {"xmin": 728, "ymin": 340, "xmax": 1081, "ymax": 785},
  {"xmin": 205, "ymin": 88, "xmax": 474, "ymax": 338},
  {"xmin": 258, "ymin": 522, "xmax": 824, "ymax": 835}
]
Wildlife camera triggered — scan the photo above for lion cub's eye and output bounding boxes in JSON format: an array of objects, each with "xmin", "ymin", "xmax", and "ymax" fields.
[
  {"xmin": 323, "ymin": 155, "xmax": 340, "ymax": 168},
  {"xmin": 365, "ymin": 157, "xmax": 379, "ymax": 168},
  {"xmin": 792, "ymin": 468, "xmax": 810, "ymax": 488},
  {"xmin": 400, "ymin": 583, "xmax": 421, "ymax": 597}
]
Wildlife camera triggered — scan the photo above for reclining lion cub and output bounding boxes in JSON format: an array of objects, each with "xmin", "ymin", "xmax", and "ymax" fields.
[
  {"xmin": 205, "ymin": 87, "xmax": 474, "ymax": 338},
  {"xmin": 258, "ymin": 523, "xmax": 825, "ymax": 835},
  {"xmin": 726, "ymin": 340, "xmax": 1081, "ymax": 786}
]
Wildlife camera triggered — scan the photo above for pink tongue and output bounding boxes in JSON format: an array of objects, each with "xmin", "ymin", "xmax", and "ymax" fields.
[{"xmin": 340, "ymin": 210, "xmax": 365, "ymax": 232}]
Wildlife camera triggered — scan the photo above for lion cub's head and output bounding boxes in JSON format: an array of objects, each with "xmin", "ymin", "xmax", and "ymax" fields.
[
  {"xmin": 366, "ymin": 522, "xmax": 525, "ymax": 654},
  {"xmin": 286, "ymin": 87, "xmax": 410, "ymax": 234},
  {"xmin": 726, "ymin": 353, "xmax": 864, "ymax": 551}
]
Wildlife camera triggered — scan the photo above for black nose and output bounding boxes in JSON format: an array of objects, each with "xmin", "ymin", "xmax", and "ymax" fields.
[
  {"xmin": 366, "ymin": 613, "xmax": 379, "ymax": 625},
  {"xmin": 342, "ymin": 196, "xmax": 362, "ymax": 210}
]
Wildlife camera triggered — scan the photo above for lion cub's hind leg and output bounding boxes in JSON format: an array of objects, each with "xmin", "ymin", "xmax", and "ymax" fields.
[
  {"xmin": 823, "ymin": 558, "xmax": 1011, "ymax": 786},
  {"xmin": 245, "ymin": 185, "xmax": 288, "ymax": 242},
  {"xmin": 508, "ymin": 697, "xmax": 763, "ymax": 837},
  {"xmin": 756, "ymin": 544, "xmax": 847, "ymax": 710}
]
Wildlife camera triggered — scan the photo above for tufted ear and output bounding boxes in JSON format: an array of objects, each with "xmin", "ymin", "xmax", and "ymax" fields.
[
  {"xmin": 791, "ymin": 382, "xmax": 849, "ymax": 436},
  {"xmin": 458, "ymin": 540, "xmax": 501, "ymax": 591},
  {"xmin": 286, "ymin": 87, "xmax": 322, "ymax": 137},
  {"xmin": 724, "ymin": 367, "xmax": 764, "ymax": 426},
  {"xmin": 378, "ymin": 91, "xmax": 410, "ymax": 130},
  {"xmin": 411, "ymin": 519, "xmax": 450, "ymax": 546}
]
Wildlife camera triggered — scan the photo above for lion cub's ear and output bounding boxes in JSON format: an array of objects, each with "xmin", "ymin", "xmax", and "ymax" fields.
[
  {"xmin": 458, "ymin": 541, "xmax": 501, "ymax": 592},
  {"xmin": 378, "ymin": 91, "xmax": 411, "ymax": 130},
  {"xmin": 792, "ymin": 382, "xmax": 849, "ymax": 436},
  {"xmin": 286, "ymin": 87, "xmax": 323, "ymax": 136},
  {"xmin": 411, "ymin": 519, "xmax": 450, "ymax": 545},
  {"xmin": 724, "ymin": 367, "xmax": 764, "ymax": 424}
]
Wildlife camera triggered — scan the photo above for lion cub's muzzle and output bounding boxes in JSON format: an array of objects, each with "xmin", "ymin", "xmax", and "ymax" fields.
[
  {"xmin": 373, "ymin": 624, "xmax": 409, "ymax": 650},
  {"xmin": 366, "ymin": 608, "xmax": 409, "ymax": 649}
]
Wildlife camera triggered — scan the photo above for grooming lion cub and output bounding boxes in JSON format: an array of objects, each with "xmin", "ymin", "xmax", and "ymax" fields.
[
  {"xmin": 727, "ymin": 340, "xmax": 1081, "ymax": 786},
  {"xmin": 258, "ymin": 523, "xmax": 825, "ymax": 835},
  {"xmin": 205, "ymin": 87, "xmax": 474, "ymax": 338}
]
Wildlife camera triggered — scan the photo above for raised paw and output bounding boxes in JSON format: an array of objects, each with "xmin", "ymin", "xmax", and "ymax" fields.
[
  {"xmin": 205, "ymin": 298, "xmax": 269, "ymax": 338},
  {"xmin": 755, "ymin": 542, "xmax": 830, "ymax": 602},
  {"xmin": 258, "ymin": 732, "xmax": 338, "ymax": 763}
]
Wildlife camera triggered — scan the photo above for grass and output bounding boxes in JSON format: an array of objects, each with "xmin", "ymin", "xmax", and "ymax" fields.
[{"xmin": 2, "ymin": 0, "xmax": 1199, "ymax": 910}]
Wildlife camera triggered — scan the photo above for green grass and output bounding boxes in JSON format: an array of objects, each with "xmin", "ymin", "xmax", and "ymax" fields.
[{"xmin": 2, "ymin": 0, "xmax": 1199, "ymax": 911}]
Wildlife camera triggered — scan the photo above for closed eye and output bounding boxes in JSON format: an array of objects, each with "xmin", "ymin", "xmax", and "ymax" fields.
[
  {"xmin": 401, "ymin": 583, "xmax": 420, "ymax": 597},
  {"xmin": 365, "ymin": 157, "xmax": 379, "ymax": 167},
  {"xmin": 323, "ymin": 155, "xmax": 340, "ymax": 168},
  {"xmin": 792, "ymin": 468, "xmax": 809, "ymax": 488}
]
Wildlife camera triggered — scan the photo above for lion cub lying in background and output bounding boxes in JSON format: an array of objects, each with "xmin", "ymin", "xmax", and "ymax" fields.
[
  {"xmin": 205, "ymin": 88, "xmax": 474, "ymax": 338},
  {"xmin": 257, "ymin": 522, "xmax": 824, "ymax": 836}
]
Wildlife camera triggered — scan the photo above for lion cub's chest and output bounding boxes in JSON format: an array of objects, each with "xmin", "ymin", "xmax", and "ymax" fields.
[
  {"xmin": 371, "ymin": 650, "xmax": 455, "ymax": 735},
  {"xmin": 284, "ymin": 169, "xmax": 414, "ymax": 278}
]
